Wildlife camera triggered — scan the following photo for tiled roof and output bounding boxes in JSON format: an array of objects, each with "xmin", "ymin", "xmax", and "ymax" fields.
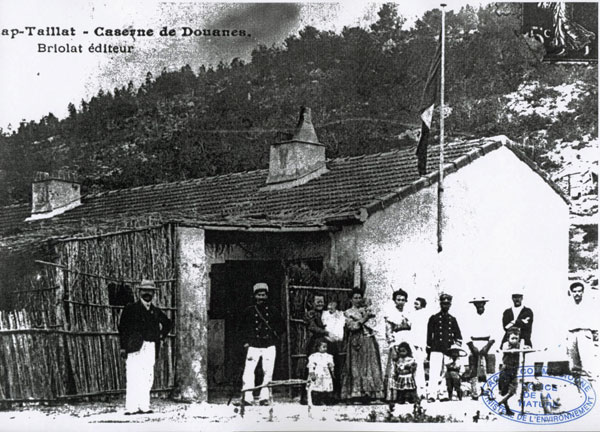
[
  {"xmin": 0, "ymin": 136, "xmax": 567, "ymax": 241},
  {"xmin": 0, "ymin": 203, "xmax": 30, "ymax": 235}
]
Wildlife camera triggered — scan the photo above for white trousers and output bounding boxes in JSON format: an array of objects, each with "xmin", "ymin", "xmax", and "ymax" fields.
[
  {"xmin": 427, "ymin": 351, "xmax": 449, "ymax": 399},
  {"xmin": 568, "ymin": 330, "xmax": 596, "ymax": 378},
  {"xmin": 412, "ymin": 346, "xmax": 427, "ymax": 395},
  {"xmin": 242, "ymin": 345, "xmax": 276, "ymax": 402},
  {"xmin": 126, "ymin": 341, "xmax": 155, "ymax": 412}
]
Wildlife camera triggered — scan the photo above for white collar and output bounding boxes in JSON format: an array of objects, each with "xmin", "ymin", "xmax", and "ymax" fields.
[{"xmin": 141, "ymin": 299, "xmax": 152, "ymax": 310}]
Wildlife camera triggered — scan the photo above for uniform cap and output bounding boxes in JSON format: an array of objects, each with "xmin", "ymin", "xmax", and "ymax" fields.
[
  {"xmin": 439, "ymin": 293, "xmax": 453, "ymax": 303},
  {"xmin": 253, "ymin": 282, "xmax": 269, "ymax": 293}
]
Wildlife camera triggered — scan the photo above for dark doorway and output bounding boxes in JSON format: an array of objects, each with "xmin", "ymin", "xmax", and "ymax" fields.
[{"xmin": 208, "ymin": 260, "xmax": 286, "ymax": 399}]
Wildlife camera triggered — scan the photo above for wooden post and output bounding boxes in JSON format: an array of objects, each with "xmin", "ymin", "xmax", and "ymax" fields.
[
  {"xmin": 520, "ymin": 350, "xmax": 527, "ymax": 415},
  {"xmin": 437, "ymin": 3, "xmax": 447, "ymax": 253},
  {"xmin": 353, "ymin": 262, "xmax": 361, "ymax": 288},
  {"xmin": 306, "ymin": 382, "xmax": 313, "ymax": 418},
  {"xmin": 284, "ymin": 275, "xmax": 293, "ymax": 397}
]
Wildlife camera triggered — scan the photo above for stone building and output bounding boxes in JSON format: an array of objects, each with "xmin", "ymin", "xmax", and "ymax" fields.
[{"xmin": 0, "ymin": 108, "xmax": 569, "ymax": 402}]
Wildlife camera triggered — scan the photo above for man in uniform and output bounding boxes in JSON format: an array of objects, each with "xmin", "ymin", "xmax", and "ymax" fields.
[
  {"xmin": 501, "ymin": 288, "xmax": 534, "ymax": 347},
  {"xmin": 466, "ymin": 296, "xmax": 496, "ymax": 399},
  {"xmin": 426, "ymin": 293, "xmax": 462, "ymax": 401},
  {"xmin": 118, "ymin": 279, "xmax": 173, "ymax": 415},
  {"xmin": 239, "ymin": 282, "xmax": 285, "ymax": 406},
  {"xmin": 566, "ymin": 281, "xmax": 597, "ymax": 379}
]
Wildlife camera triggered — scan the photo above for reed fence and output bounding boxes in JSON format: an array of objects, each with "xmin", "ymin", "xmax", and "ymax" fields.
[
  {"xmin": 0, "ymin": 224, "xmax": 178, "ymax": 402},
  {"xmin": 287, "ymin": 284, "xmax": 352, "ymax": 379},
  {"xmin": 0, "ymin": 310, "xmax": 69, "ymax": 400}
]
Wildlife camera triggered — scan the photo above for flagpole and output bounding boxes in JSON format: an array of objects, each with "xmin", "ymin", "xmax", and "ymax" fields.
[{"xmin": 437, "ymin": 4, "xmax": 446, "ymax": 254}]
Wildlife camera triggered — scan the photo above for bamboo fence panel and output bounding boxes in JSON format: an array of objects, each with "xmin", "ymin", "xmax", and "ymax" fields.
[
  {"xmin": 0, "ymin": 310, "xmax": 69, "ymax": 399},
  {"xmin": 55, "ymin": 225, "xmax": 177, "ymax": 396},
  {"xmin": 0, "ymin": 224, "xmax": 177, "ymax": 402}
]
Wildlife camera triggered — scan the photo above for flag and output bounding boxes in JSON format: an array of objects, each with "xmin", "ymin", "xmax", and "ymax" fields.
[{"xmin": 416, "ymin": 37, "xmax": 442, "ymax": 176}]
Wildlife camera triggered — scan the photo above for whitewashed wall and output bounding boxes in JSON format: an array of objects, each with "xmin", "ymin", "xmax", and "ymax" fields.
[{"xmin": 333, "ymin": 145, "xmax": 569, "ymax": 364}]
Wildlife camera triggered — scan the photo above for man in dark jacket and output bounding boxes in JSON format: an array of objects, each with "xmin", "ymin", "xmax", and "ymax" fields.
[
  {"xmin": 426, "ymin": 293, "xmax": 462, "ymax": 401},
  {"xmin": 501, "ymin": 288, "xmax": 533, "ymax": 347},
  {"xmin": 118, "ymin": 279, "xmax": 172, "ymax": 415},
  {"xmin": 239, "ymin": 282, "xmax": 285, "ymax": 406}
]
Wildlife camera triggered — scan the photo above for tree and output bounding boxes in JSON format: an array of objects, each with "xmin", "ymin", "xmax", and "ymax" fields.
[{"xmin": 67, "ymin": 102, "xmax": 77, "ymax": 119}]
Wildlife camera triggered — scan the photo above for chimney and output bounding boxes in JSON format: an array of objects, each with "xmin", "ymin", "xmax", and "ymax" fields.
[
  {"xmin": 26, "ymin": 170, "xmax": 81, "ymax": 221},
  {"xmin": 264, "ymin": 107, "xmax": 327, "ymax": 189}
]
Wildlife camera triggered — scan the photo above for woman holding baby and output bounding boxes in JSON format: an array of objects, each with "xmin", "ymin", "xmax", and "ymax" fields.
[{"xmin": 340, "ymin": 288, "xmax": 384, "ymax": 402}]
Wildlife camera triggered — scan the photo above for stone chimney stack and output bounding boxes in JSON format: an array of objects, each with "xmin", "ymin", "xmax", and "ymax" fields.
[
  {"xmin": 265, "ymin": 107, "xmax": 327, "ymax": 189},
  {"xmin": 27, "ymin": 170, "xmax": 81, "ymax": 221}
]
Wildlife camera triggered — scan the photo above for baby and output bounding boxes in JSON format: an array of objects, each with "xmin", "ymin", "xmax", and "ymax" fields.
[{"xmin": 322, "ymin": 301, "xmax": 345, "ymax": 342}]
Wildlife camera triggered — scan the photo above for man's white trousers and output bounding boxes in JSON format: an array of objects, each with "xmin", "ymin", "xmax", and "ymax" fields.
[
  {"xmin": 126, "ymin": 341, "xmax": 155, "ymax": 412},
  {"xmin": 242, "ymin": 345, "xmax": 276, "ymax": 402},
  {"xmin": 427, "ymin": 351, "xmax": 449, "ymax": 399}
]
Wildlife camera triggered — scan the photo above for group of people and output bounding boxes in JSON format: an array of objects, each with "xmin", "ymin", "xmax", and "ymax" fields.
[
  {"xmin": 299, "ymin": 286, "xmax": 537, "ymax": 408},
  {"xmin": 298, "ymin": 281, "xmax": 596, "ymax": 413},
  {"xmin": 116, "ymin": 278, "xmax": 596, "ymax": 415}
]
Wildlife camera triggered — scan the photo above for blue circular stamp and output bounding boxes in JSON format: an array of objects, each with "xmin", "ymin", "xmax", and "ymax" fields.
[{"xmin": 482, "ymin": 365, "xmax": 596, "ymax": 425}]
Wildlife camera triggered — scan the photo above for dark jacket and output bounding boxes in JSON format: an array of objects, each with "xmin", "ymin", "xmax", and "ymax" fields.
[
  {"xmin": 427, "ymin": 311, "xmax": 462, "ymax": 354},
  {"xmin": 240, "ymin": 303, "xmax": 285, "ymax": 348},
  {"xmin": 502, "ymin": 307, "xmax": 534, "ymax": 346},
  {"xmin": 118, "ymin": 300, "xmax": 173, "ymax": 358},
  {"xmin": 305, "ymin": 309, "xmax": 327, "ymax": 355}
]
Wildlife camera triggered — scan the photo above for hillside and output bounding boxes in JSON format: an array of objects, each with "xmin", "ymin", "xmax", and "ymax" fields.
[{"xmin": 0, "ymin": 3, "xmax": 597, "ymax": 280}]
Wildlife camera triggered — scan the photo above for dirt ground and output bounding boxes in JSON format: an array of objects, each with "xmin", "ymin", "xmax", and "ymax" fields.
[{"xmin": 0, "ymin": 397, "xmax": 509, "ymax": 431}]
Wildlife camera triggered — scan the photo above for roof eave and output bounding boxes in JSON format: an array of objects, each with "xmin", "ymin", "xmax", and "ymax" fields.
[
  {"xmin": 504, "ymin": 142, "xmax": 571, "ymax": 205},
  {"xmin": 362, "ymin": 138, "xmax": 504, "ymax": 218}
]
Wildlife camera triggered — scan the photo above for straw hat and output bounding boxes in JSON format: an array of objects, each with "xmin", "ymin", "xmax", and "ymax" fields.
[
  {"xmin": 447, "ymin": 343, "xmax": 467, "ymax": 357},
  {"xmin": 469, "ymin": 296, "xmax": 489, "ymax": 304},
  {"xmin": 138, "ymin": 279, "xmax": 159, "ymax": 291}
]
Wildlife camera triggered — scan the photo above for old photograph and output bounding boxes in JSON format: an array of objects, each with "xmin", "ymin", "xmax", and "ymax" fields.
[{"xmin": 0, "ymin": 1, "xmax": 598, "ymax": 430}]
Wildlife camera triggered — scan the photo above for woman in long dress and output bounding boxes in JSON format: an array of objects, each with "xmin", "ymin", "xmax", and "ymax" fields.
[
  {"xmin": 383, "ymin": 288, "xmax": 413, "ymax": 402},
  {"xmin": 340, "ymin": 288, "xmax": 384, "ymax": 402}
]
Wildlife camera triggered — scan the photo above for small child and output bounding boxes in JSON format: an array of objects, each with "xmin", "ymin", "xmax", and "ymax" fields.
[
  {"xmin": 445, "ymin": 345, "xmax": 465, "ymax": 401},
  {"xmin": 498, "ymin": 327, "xmax": 523, "ymax": 416},
  {"xmin": 307, "ymin": 340, "xmax": 335, "ymax": 405},
  {"xmin": 390, "ymin": 342, "xmax": 418, "ymax": 404},
  {"xmin": 322, "ymin": 301, "xmax": 345, "ymax": 343}
]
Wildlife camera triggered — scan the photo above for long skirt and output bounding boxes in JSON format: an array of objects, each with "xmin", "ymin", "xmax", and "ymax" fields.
[{"xmin": 341, "ymin": 331, "xmax": 384, "ymax": 400}]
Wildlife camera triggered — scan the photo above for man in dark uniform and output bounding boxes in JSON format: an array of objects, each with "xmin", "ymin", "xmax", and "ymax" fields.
[
  {"xmin": 426, "ymin": 293, "xmax": 462, "ymax": 401},
  {"xmin": 118, "ymin": 279, "xmax": 173, "ymax": 415},
  {"xmin": 239, "ymin": 282, "xmax": 285, "ymax": 406},
  {"xmin": 501, "ymin": 288, "xmax": 533, "ymax": 347}
]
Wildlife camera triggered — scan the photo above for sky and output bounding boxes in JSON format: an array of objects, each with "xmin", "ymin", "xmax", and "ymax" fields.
[{"xmin": 0, "ymin": 0, "xmax": 483, "ymax": 131}]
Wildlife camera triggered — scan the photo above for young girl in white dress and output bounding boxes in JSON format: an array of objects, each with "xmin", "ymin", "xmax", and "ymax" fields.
[{"xmin": 307, "ymin": 340, "xmax": 335, "ymax": 405}]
